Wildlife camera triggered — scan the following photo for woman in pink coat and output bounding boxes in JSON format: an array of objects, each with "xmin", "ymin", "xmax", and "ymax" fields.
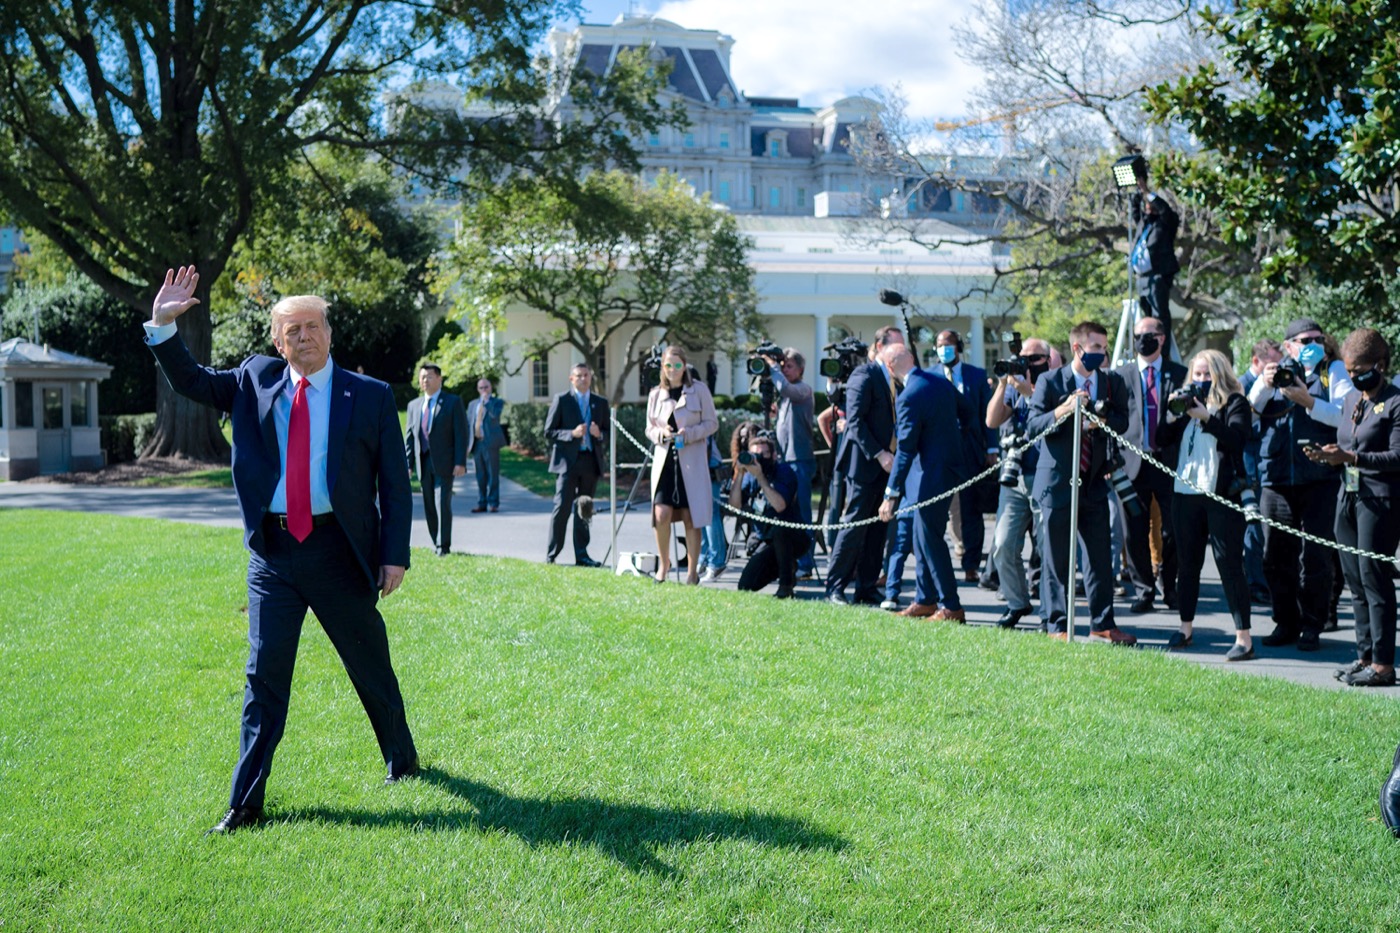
[{"xmin": 646, "ymin": 346, "xmax": 719, "ymax": 584}]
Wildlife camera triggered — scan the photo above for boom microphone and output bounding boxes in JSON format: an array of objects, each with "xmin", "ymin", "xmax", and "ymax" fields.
[{"xmin": 878, "ymin": 289, "xmax": 905, "ymax": 307}]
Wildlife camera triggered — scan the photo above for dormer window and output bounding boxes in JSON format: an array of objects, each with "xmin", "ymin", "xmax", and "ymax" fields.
[
  {"xmin": 716, "ymin": 88, "xmax": 734, "ymax": 109},
  {"xmin": 765, "ymin": 129, "xmax": 788, "ymax": 158}
]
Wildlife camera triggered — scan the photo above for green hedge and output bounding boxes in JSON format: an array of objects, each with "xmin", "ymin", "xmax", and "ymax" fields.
[{"xmin": 99, "ymin": 413, "xmax": 157, "ymax": 465}]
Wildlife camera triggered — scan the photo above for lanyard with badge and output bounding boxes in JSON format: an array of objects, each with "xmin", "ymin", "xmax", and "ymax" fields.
[{"xmin": 1344, "ymin": 398, "xmax": 1376, "ymax": 493}]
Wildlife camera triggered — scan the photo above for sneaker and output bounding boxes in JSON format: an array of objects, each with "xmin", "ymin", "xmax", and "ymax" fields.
[
  {"xmin": 1335, "ymin": 659, "xmax": 1368, "ymax": 682},
  {"xmin": 701, "ymin": 567, "xmax": 725, "ymax": 583},
  {"xmin": 879, "ymin": 598, "xmax": 900, "ymax": 612},
  {"xmin": 1348, "ymin": 667, "xmax": 1397, "ymax": 687}
]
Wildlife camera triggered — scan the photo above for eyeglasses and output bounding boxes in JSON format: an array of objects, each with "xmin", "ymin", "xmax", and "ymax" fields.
[
  {"xmin": 1293, "ymin": 335, "xmax": 1323, "ymax": 345},
  {"xmin": 663, "ymin": 362, "xmax": 685, "ymax": 370}
]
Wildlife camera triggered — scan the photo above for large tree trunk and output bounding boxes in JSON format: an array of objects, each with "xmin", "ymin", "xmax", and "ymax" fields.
[{"xmin": 140, "ymin": 287, "xmax": 231, "ymax": 462}]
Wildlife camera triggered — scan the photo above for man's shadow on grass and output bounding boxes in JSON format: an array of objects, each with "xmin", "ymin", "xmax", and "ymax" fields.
[{"xmin": 285, "ymin": 766, "xmax": 847, "ymax": 876}]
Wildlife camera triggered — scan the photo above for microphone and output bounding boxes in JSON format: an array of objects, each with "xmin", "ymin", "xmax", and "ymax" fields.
[{"xmin": 878, "ymin": 289, "xmax": 905, "ymax": 307}]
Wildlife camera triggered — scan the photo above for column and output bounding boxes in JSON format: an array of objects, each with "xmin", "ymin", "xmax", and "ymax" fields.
[{"xmin": 813, "ymin": 311, "xmax": 831, "ymax": 385}]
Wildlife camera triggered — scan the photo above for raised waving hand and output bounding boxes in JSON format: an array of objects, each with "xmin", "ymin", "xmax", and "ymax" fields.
[{"xmin": 151, "ymin": 266, "xmax": 200, "ymax": 325}]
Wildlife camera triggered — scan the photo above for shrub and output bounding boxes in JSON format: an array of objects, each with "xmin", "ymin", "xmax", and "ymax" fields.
[{"xmin": 100, "ymin": 413, "xmax": 157, "ymax": 464}]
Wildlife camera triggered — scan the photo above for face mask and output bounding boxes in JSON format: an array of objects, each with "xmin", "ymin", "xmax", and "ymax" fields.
[
  {"xmin": 1352, "ymin": 367, "xmax": 1383, "ymax": 392},
  {"xmin": 1135, "ymin": 333, "xmax": 1161, "ymax": 357},
  {"xmin": 1079, "ymin": 351, "xmax": 1105, "ymax": 372},
  {"xmin": 1193, "ymin": 379, "xmax": 1212, "ymax": 396},
  {"xmin": 936, "ymin": 345, "xmax": 957, "ymax": 365},
  {"xmin": 1028, "ymin": 362, "xmax": 1050, "ymax": 382},
  {"xmin": 1297, "ymin": 343, "xmax": 1325, "ymax": 368}
]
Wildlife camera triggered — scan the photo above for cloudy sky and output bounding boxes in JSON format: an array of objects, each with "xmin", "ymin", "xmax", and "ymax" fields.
[{"xmin": 570, "ymin": 0, "xmax": 984, "ymax": 123}]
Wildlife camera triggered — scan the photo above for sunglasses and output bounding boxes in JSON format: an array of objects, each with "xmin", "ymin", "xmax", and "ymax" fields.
[
  {"xmin": 663, "ymin": 362, "xmax": 685, "ymax": 370},
  {"xmin": 1293, "ymin": 335, "xmax": 1323, "ymax": 345},
  {"xmin": 1022, "ymin": 354, "xmax": 1048, "ymax": 362}
]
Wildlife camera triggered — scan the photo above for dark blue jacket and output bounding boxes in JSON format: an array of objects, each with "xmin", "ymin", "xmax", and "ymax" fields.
[
  {"xmin": 836, "ymin": 361, "xmax": 897, "ymax": 484},
  {"xmin": 888, "ymin": 367, "xmax": 959, "ymax": 504},
  {"xmin": 1256, "ymin": 369, "xmax": 1340, "ymax": 488},
  {"xmin": 150, "ymin": 334, "xmax": 412, "ymax": 586},
  {"xmin": 1026, "ymin": 364, "xmax": 1130, "ymax": 508}
]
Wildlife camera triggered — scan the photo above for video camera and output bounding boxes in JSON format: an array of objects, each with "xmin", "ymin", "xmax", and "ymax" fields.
[
  {"xmin": 992, "ymin": 331, "xmax": 1028, "ymax": 378},
  {"xmin": 1270, "ymin": 356, "xmax": 1307, "ymax": 389},
  {"xmin": 640, "ymin": 344, "xmax": 665, "ymax": 392},
  {"xmin": 819, "ymin": 337, "xmax": 869, "ymax": 405},
  {"xmin": 746, "ymin": 340, "xmax": 784, "ymax": 377}
]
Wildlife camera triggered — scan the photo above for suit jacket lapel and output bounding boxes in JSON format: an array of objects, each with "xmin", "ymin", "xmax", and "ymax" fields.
[
  {"xmin": 258, "ymin": 367, "xmax": 290, "ymax": 459},
  {"xmin": 328, "ymin": 366, "xmax": 352, "ymax": 495}
]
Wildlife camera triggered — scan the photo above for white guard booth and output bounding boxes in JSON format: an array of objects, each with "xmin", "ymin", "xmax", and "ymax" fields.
[{"xmin": 0, "ymin": 338, "xmax": 112, "ymax": 480}]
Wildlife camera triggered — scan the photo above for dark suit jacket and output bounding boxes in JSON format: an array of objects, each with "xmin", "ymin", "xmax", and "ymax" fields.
[
  {"xmin": 937, "ymin": 361, "xmax": 997, "ymax": 483},
  {"xmin": 545, "ymin": 390, "xmax": 610, "ymax": 474},
  {"xmin": 888, "ymin": 368, "xmax": 959, "ymax": 502},
  {"xmin": 405, "ymin": 392, "xmax": 468, "ymax": 478},
  {"xmin": 1026, "ymin": 364, "xmax": 1130, "ymax": 508},
  {"xmin": 1116, "ymin": 357, "xmax": 1189, "ymax": 481},
  {"xmin": 1157, "ymin": 393, "xmax": 1251, "ymax": 496},
  {"xmin": 466, "ymin": 395, "xmax": 506, "ymax": 455},
  {"xmin": 838, "ymin": 361, "xmax": 897, "ymax": 484},
  {"xmin": 150, "ymin": 335, "xmax": 411, "ymax": 586},
  {"xmin": 1337, "ymin": 383, "xmax": 1400, "ymax": 498}
]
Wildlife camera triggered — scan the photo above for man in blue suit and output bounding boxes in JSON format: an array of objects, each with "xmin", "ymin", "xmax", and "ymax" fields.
[
  {"xmin": 930, "ymin": 329, "xmax": 999, "ymax": 583},
  {"xmin": 878, "ymin": 344, "xmax": 964, "ymax": 621},
  {"xmin": 466, "ymin": 377, "xmax": 507, "ymax": 513},
  {"xmin": 1026, "ymin": 320, "xmax": 1136, "ymax": 644},
  {"xmin": 145, "ymin": 266, "xmax": 418, "ymax": 835}
]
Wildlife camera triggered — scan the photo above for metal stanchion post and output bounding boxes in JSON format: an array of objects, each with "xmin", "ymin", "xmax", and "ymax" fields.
[
  {"xmin": 1066, "ymin": 394, "xmax": 1084, "ymax": 643},
  {"xmin": 609, "ymin": 419, "xmax": 618, "ymax": 573}
]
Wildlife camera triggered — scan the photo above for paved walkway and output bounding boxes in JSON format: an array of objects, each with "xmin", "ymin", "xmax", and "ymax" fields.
[{"xmin": 0, "ymin": 474, "xmax": 1376, "ymax": 693}]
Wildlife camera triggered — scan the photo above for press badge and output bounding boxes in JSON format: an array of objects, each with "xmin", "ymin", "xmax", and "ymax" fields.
[{"xmin": 1345, "ymin": 465, "xmax": 1361, "ymax": 492}]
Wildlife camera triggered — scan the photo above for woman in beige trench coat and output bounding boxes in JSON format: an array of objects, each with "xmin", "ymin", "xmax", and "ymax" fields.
[{"xmin": 646, "ymin": 346, "xmax": 719, "ymax": 584}]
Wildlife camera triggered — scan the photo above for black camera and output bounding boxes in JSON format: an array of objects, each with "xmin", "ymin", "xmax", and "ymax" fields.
[
  {"xmin": 640, "ymin": 344, "xmax": 665, "ymax": 391},
  {"xmin": 998, "ymin": 431, "xmax": 1026, "ymax": 487},
  {"xmin": 1225, "ymin": 471, "xmax": 1262, "ymax": 524},
  {"xmin": 819, "ymin": 337, "xmax": 870, "ymax": 404},
  {"xmin": 1271, "ymin": 356, "xmax": 1307, "ymax": 389},
  {"xmin": 747, "ymin": 340, "xmax": 784, "ymax": 377},
  {"xmin": 737, "ymin": 450, "xmax": 757, "ymax": 466},
  {"xmin": 992, "ymin": 331, "xmax": 1026, "ymax": 378},
  {"xmin": 1166, "ymin": 383, "xmax": 1207, "ymax": 416}
]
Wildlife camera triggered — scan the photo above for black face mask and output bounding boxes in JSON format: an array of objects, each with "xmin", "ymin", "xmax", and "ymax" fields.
[
  {"xmin": 1027, "ymin": 362, "xmax": 1050, "ymax": 382},
  {"xmin": 1135, "ymin": 333, "xmax": 1161, "ymax": 357},
  {"xmin": 1352, "ymin": 367, "xmax": 1384, "ymax": 392}
]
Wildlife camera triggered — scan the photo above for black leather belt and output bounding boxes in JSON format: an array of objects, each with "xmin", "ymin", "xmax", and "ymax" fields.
[{"xmin": 267, "ymin": 512, "xmax": 336, "ymax": 531}]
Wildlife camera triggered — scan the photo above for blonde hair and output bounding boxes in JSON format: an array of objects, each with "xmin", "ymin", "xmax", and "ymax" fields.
[
  {"xmin": 659, "ymin": 345, "xmax": 694, "ymax": 389},
  {"xmin": 1190, "ymin": 349, "xmax": 1242, "ymax": 410},
  {"xmin": 269, "ymin": 295, "xmax": 330, "ymax": 342}
]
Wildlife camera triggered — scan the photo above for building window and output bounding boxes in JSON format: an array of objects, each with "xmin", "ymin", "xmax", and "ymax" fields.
[
  {"xmin": 769, "ymin": 186, "xmax": 782, "ymax": 208},
  {"xmin": 593, "ymin": 350, "xmax": 607, "ymax": 394},
  {"xmin": 0, "ymin": 382, "xmax": 5, "ymax": 428},
  {"xmin": 71, "ymin": 381, "xmax": 89, "ymax": 428},
  {"xmin": 531, "ymin": 359, "xmax": 549, "ymax": 399},
  {"xmin": 749, "ymin": 185, "xmax": 757, "ymax": 207},
  {"xmin": 42, "ymin": 386, "xmax": 63, "ymax": 429},
  {"xmin": 719, "ymin": 132, "xmax": 730, "ymax": 149},
  {"xmin": 684, "ymin": 132, "xmax": 695, "ymax": 148},
  {"xmin": 955, "ymin": 192, "xmax": 966, "ymax": 212},
  {"xmin": 15, "ymin": 380, "xmax": 33, "ymax": 428},
  {"xmin": 796, "ymin": 187, "xmax": 807, "ymax": 207},
  {"xmin": 718, "ymin": 180, "xmax": 731, "ymax": 202},
  {"xmin": 769, "ymin": 139, "xmax": 781, "ymax": 158},
  {"xmin": 648, "ymin": 132, "xmax": 660, "ymax": 147}
]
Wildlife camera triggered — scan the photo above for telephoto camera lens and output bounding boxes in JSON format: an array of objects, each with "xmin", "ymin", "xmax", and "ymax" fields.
[{"xmin": 737, "ymin": 451, "xmax": 756, "ymax": 466}]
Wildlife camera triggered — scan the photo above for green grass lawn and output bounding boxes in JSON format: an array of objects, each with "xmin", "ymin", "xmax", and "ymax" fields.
[{"xmin": 3, "ymin": 509, "xmax": 1399, "ymax": 930}]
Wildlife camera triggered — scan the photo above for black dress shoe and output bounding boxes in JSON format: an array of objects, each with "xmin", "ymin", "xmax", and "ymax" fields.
[
  {"xmin": 1261, "ymin": 626, "xmax": 1298, "ymax": 647},
  {"xmin": 826, "ymin": 592, "xmax": 850, "ymax": 606},
  {"xmin": 1165, "ymin": 630, "xmax": 1193, "ymax": 650},
  {"xmin": 1129, "ymin": 598, "xmax": 1154, "ymax": 614},
  {"xmin": 206, "ymin": 806, "xmax": 264, "ymax": 835},
  {"xmin": 996, "ymin": 607, "xmax": 1031, "ymax": 629},
  {"xmin": 471, "ymin": 506, "xmax": 487, "ymax": 513},
  {"xmin": 1297, "ymin": 630, "xmax": 1321, "ymax": 652},
  {"xmin": 773, "ymin": 587, "xmax": 795, "ymax": 600},
  {"xmin": 546, "ymin": 556, "xmax": 556, "ymax": 565},
  {"xmin": 1381, "ymin": 742, "xmax": 1400, "ymax": 836},
  {"xmin": 576, "ymin": 556, "xmax": 604, "ymax": 568},
  {"xmin": 385, "ymin": 759, "xmax": 420, "ymax": 785}
]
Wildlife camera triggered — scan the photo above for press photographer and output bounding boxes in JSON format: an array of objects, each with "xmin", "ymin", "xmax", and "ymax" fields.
[
  {"xmin": 761, "ymin": 344, "xmax": 817, "ymax": 578},
  {"xmin": 730, "ymin": 432, "xmax": 805, "ymax": 599},
  {"xmin": 985, "ymin": 334, "xmax": 1052, "ymax": 628},
  {"xmin": 1248, "ymin": 318, "xmax": 1353, "ymax": 650},
  {"xmin": 1129, "ymin": 162, "xmax": 1180, "ymax": 354}
]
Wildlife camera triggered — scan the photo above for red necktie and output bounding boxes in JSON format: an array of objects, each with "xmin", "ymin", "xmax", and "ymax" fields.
[
  {"xmin": 1144, "ymin": 365, "xmax": 1158, "ymax": 451},
  {"xmin": 287, "ymin": 379, "xmax": 312, "ymax": 542},
  {"xmin": 1079, "ymin": 379, "xmax": 1093, "ymax": 477}
]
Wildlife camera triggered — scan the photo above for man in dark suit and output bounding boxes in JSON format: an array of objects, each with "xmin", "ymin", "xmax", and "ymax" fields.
[
  {"xmin": 145, "ymin": 266, "xmax": 418, "ymax": 836},
  {"xmin": 545, "ymin": 362, "xmax": 610, "ymax": 567},
  {"xmin": 1026, "ymin": 320, "xmax": 1136, "ymax": 644},
  {"xmin": 930, "ymin": 329, "xmax": 999, "ymax": 583},
  {"xmin": 1115, "ymin": 315, "xmax": 1188, "ymax": 612},
  {"xmin": 878, "ymin": 344, "xmax": 964, "ymax": 621},
  {"xmin": 466, "ymin": 377, "xmax": 506, "ymax": 513},
  {"xmin": 1130, "ymin": 171, "xmax": 1180, "ymax": 354},
  {"xmin": 825, "ymin": 326, "xmax": 905, "ymax": 605},
  {"xmin": 405, "ymin": 364, "xmax": 467, "ymax": 555}
]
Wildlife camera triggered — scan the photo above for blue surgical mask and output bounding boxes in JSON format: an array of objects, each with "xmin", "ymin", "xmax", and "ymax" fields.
[
  {"xmin": 1080, "ymin": 351, "xmax": 1105, "ymax": 372},
  {"xmin": 937, "ymin": 345, "xmax": 957, "ymax": 365},
  {"xmin": 1297, "ymin": 343, "xmax": 1325, "ymax": 368}
]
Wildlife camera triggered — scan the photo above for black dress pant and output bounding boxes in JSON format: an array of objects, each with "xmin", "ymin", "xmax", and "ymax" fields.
[
  {"xmin": 1039, "ymin": 492, "xmax": 1118, "ymax": 634},
  {"xmin": 420, "ymin": 469, "xmax": 454, "ymax": 552},
  {"xmin": 825, "ymin": 476, "xmax": 885, "ymax": 602},
  {"xmin": 236, "ymin": 519, "xmax": 417, "ymax": 810},
  {"xmin": 1261, "ymin": 480, "xmax": 1338, "ymax": 635},
  {"xmin": 1172, "ymin": 492, "xmax": 1249, "ymax": 630},
  {"xmin": 1335, "ymin": 494, "xmax": 1400, "ymax": 666},
  {"xmin": 548, "ymin": 458, "xmax": 599, "ymax": 562},
  {"xmin": 738, "ymin": 527, "xmax": 805, "ymax": 593},
  {"xmin": 1138, "ymin": 273, "xmax": 1175, "ymax": 353},
  {"xmin": 1123, "ymin": 472, "xmax": 1177, "ymax": 603}
]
